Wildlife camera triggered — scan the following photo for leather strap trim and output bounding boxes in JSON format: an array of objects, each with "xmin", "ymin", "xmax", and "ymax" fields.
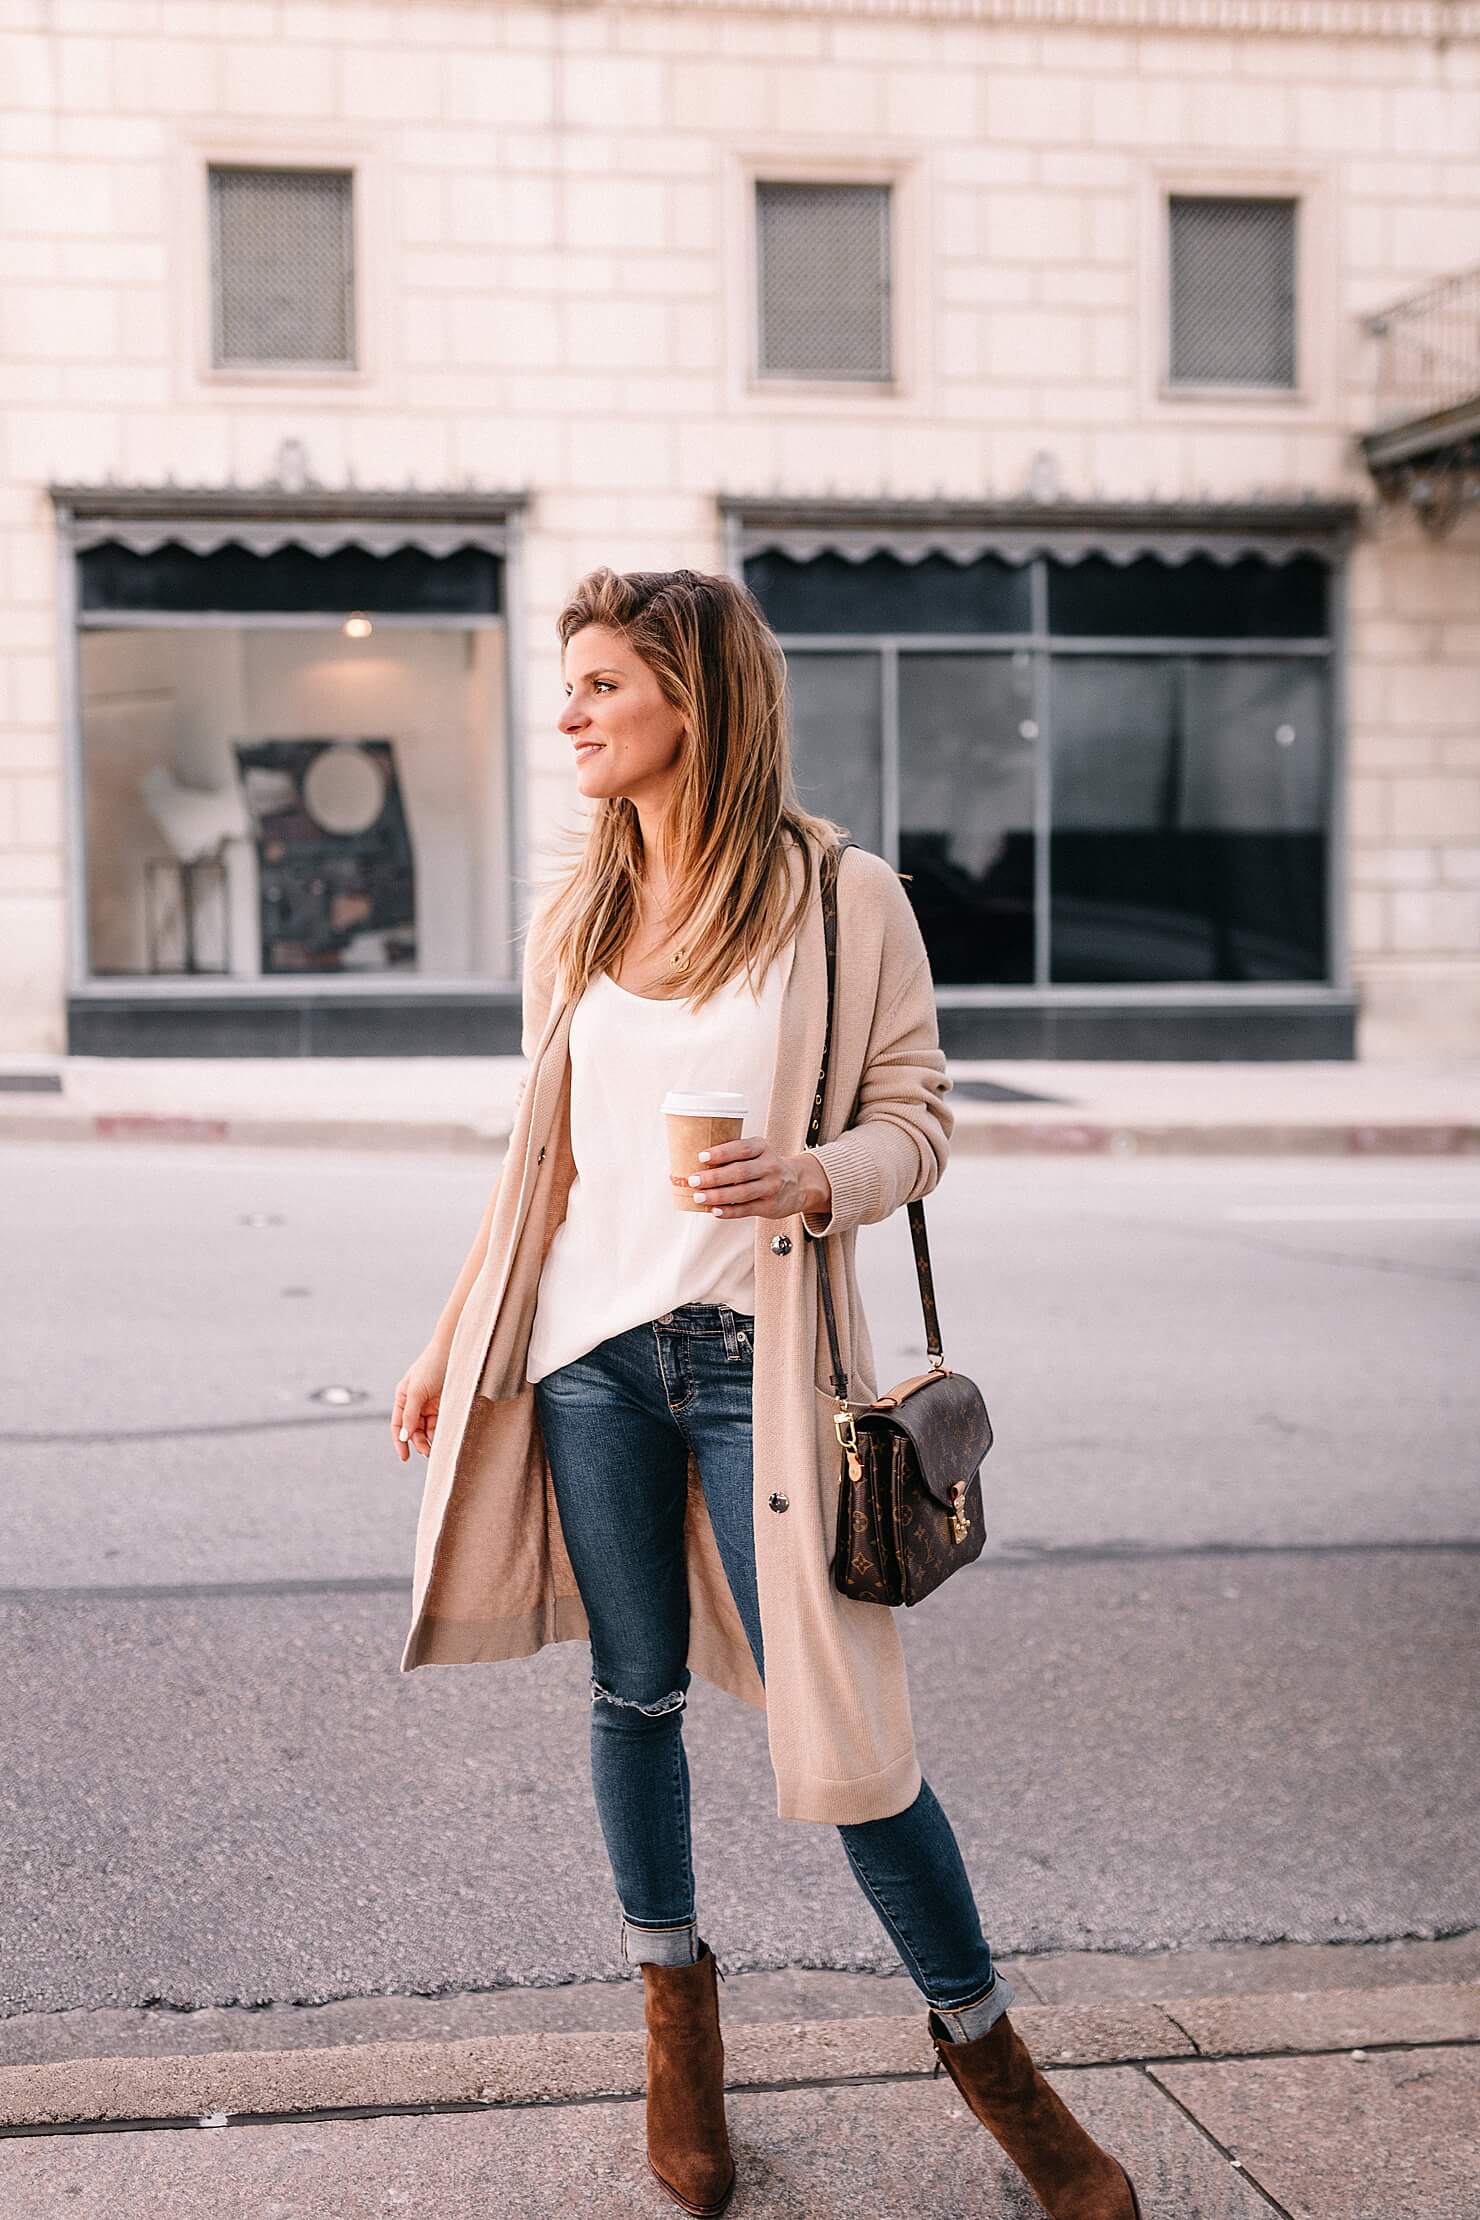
[
  {"xmin": 808, "ymin": 836, "xmax": 945, "ymax": 1404},
  {"xmin": 870, "ymin": 1369, "xmax": 954, "ymax": 1411}
]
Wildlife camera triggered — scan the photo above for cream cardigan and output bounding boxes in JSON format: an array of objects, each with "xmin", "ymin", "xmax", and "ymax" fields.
[{"xmin": 401, "ymin": 828, "xmax": 955, "ymax": 1825}]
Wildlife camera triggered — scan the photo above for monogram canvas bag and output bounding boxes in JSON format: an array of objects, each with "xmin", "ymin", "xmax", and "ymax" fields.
[{"xmin": 811, "ymin": 837, "xmax": 994, "ymax": 1607}]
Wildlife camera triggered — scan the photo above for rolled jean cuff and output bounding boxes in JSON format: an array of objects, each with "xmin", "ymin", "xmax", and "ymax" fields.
[
  {"xmin": 621, "ymin": 1915, "xmax": 699, "ymax": 1968},
  {"xmin": 930, "ymin": 1968, "xmax": 1015, "ymax": 2043}
]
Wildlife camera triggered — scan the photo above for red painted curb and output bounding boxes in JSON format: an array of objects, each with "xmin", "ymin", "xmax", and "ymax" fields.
[{"xmin": 93, "ymin": 1113, "xmax": 231, "ymax": 1142}]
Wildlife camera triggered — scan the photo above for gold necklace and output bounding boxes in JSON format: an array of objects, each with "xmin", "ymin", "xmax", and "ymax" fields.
[{"xmin": 642, "ymin": 890, "xmax": 690, "ymax": 977}]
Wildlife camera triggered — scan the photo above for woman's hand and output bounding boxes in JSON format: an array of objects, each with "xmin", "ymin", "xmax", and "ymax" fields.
[
  {"xmin": 684, "ymin": 1136, "xmax": 832, "ymax": 1224},
  {"xmin": 392, "ymin": 1341, "xmax": 450, "ymax": 1463}
]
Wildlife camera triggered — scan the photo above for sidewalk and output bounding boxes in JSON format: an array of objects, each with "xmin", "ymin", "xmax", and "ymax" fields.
[
  {"xmin": 1, "ymin": 1938, "xmax": 1476, "ymax": 2216},
  {"xmin": 2, "ymin": 1052, "xmax": 1478, "ymax": 1156}
]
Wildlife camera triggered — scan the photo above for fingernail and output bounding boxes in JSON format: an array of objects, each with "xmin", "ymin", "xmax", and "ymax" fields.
[
  {"xmin": 688, "ymin": 1173, "xmax": 702, "ymax": 1186},
  {"xmin": 399, "ymin": 1427, "xmax": 409, "ymax": 1441},
  {"xmin": 698, "ymin": 1151, "xmax": 709, "ymax": 1163}
]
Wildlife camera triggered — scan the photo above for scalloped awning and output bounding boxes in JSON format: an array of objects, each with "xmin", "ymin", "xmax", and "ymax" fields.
[
  {"xmin": 68, "ymin": 518, "xmax": 512, "ymax": 559},
  {"xmin": 51, "ymin": 485, "xmax": 525, "ymax": 560},
  {"xmin": 724, "ymin": 498, "xmax": 1362, "ymax": 568}
]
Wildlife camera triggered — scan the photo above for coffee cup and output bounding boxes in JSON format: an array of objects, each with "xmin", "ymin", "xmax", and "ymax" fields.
[{"xmin": 662, "ymin": 1089, "xmax": 746, "ymax": 1212}]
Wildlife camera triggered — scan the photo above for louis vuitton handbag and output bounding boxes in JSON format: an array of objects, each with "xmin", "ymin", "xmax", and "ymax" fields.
[{"xmin": 810, "ymin": 837, "xmax": 993, "ymax": 1607}]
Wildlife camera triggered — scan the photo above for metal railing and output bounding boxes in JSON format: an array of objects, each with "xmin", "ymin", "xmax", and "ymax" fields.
[{"xmin": 1366, "ymin": 264, "xmax": 1480, "ymax": 436}]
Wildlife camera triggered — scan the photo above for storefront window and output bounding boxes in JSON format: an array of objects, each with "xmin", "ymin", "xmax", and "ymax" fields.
[
  {"xmin": 1049, "ymin": 656, "xmax": 1329, "ymax": 983},
  {"xmin": 749, "ymin": 540, "xmax": 1337, "ymax": 990},
  {"xmin": 898, "ymin": 652, "xmax": 1037, "ymax": 984},
  {"xmin": 785, "ymin": 648, "xmax": 884, "ymax": 855},
  {"xmin": 79, "ymin": 538, "xmax": 501, "ymax": 619},
  {"xmin": 74, "ymin": 532, "xmax": 512, "ymax": 984},
  {"xmin": 748, "ymin": 549, "xmax": 1030, "ymax": 634},
  {"xmin": 1046, "ymin": 552, "xmax": 1327, "ymax": 639}
]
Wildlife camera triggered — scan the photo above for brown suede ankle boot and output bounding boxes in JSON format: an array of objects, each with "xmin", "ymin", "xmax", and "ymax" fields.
[
  {"xmin": 640, "ymin": 1938, "xmax": 736, "ymax": 2217},
  {"xmin": 928, "ymin": 2006, "xmax": 1142, "ymax": 2219}
]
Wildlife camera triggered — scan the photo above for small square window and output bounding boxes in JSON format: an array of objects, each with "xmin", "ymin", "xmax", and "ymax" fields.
[
  {"xmin": 755, "ymin": 181, "xmax": 892, "ymax": 382},
  {"xmin": 209, "ymin": 164, "xmax": 356, "ymax": 370},
  {"xmin": 1168, "ymin": 194, "xmax": 1296, "ymax": 389}
]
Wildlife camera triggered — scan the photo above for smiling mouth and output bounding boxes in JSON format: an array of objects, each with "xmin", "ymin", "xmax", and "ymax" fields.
[{"xmin": 574, "ymin": 744, "xmax": 604, "ymax": 759}]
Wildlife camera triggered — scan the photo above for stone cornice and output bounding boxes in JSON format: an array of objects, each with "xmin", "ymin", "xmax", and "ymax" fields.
[{"xmin": 578, "ymin": 0, "xmax": 1478, "ymax": 39}]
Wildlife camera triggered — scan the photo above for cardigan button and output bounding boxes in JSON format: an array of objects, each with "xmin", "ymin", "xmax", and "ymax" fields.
[
  {"xmin": 768, "ymin": 1493, "xmax": 789, "ymax": 1513},
  {"xmin": 770, "ymin": 1233, "xmax": 792, "ymax": 1255}
]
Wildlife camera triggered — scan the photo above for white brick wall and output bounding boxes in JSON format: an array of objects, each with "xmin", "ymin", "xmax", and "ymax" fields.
[
  {"xmin": 0, "ymin": 0, "xmax": 1477, "ymax": 1054},
  {"xmin": 1346, "ymin": 512, "xmax": 1480, "ymax": 1048}
]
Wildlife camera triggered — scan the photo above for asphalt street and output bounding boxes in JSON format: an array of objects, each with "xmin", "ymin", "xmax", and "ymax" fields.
[{"xmin": 3, "ymin": 1141, "xmax": 1477, "ymax": 2023}]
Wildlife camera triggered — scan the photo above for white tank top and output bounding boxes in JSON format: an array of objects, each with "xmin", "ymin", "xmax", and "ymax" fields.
[{"xmin": 525, "ymin": 933, "xmax": 796, "ymax": 1385}]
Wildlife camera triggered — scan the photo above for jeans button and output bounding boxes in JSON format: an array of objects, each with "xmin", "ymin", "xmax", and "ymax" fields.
[
  {"xmin": 768, "ymin": 1492, "xmax": 789, "ymax": 1513},
  {"xmin": 770, "ymin": 1233, "xmax": 792, "ymax": 1255}
]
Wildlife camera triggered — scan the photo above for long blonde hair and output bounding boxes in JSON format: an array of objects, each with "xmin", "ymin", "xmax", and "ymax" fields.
[{"xmin": 526, "ymin": 565, "xmax": 846, "ymax": 1009}]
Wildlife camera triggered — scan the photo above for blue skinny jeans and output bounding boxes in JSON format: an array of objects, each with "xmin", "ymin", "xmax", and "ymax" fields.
[{"xmin": 532, "ymin": 1300, "xmax": 1012, "ymax": 2040}]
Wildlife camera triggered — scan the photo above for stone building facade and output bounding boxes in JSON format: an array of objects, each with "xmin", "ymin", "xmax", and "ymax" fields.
[{"xmin": 2, "ymin": 0, "xmax": 1477, "ymax": 1059}]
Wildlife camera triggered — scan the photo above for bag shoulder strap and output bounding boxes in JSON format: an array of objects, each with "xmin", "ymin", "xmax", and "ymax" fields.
[{"xmin": 808, "ymin": 835, "xmax": 944, "ymax": 1405}]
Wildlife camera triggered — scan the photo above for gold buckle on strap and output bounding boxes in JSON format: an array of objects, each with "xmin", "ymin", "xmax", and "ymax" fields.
[{"xmin": 834, "ymin": 1404, "xmax": 862, "ymax": 1482}]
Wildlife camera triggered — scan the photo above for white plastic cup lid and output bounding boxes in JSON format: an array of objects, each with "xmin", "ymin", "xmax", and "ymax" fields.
[{"xmin": 662, "ymin": 1090, "xmax": 746, "ymax": 1117}]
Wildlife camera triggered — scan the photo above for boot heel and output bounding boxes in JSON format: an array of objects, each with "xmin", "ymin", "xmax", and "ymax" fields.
[
  {"xmin": 928, "ymin": 2007, "xmax": 1139, "ymax": 2220},
  {"xmin": 642, "ymin": 1938, "xmax": 737, "ymax": 2217}
]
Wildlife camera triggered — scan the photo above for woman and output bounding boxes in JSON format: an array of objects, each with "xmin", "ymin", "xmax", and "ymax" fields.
[{"xmin": 393, "ymin": 567, "xmax": 1140, "ymax": 2220}]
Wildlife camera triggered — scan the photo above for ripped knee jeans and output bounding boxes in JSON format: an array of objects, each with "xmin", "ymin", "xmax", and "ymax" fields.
[
  {"xmin": 532, "ymin": 1305, "xmax": 1012, "ymax": 2037},
  {"xmin": 588, "ymin": 1661, "xmax": 699, "ymax": 1966}
]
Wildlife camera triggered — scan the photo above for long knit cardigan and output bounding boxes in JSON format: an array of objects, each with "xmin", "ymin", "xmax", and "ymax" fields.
[{"xmin": 400, "ymin": 826, "xmax": 956, "ymax": 1824}]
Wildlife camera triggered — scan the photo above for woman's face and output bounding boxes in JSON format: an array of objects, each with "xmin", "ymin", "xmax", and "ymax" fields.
[{"xmin": 559, "ymin": 622, "xmax": 685, "ymax": 806}]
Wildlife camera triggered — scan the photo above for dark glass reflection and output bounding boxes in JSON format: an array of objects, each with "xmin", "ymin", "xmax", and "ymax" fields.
[
  {"xmin": 748, "ymin": 551, "xmax": 1031, "ymax": 635},
  {"xmin": 79, "ymin": 539, "xmax": 503, "ymax": 617},
  {"xmin": 1048, "ymin": 554, "xmax": 1328, "ymax": 640},
  {"xmin": 898, "ymin": 653, "xmax": 1037, "ymax": 984},
  {"xmin": 784, "ymin": 650, "xmax": 883, "ymax": 856},
  {"xmin": 1050, "ymin": 657, "xmax": 1330, "ymax": 983}
]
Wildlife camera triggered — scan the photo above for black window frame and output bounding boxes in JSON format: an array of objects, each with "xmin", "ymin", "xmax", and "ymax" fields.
[{"xmin": 748, "ymin": 546, "xmax": 1346, "ymax": 995}]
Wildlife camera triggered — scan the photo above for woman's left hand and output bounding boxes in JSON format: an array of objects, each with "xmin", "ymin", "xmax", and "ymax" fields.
[{"xmin": 686, "ymin": 1135, "xmax": 831, "ymax": 1223}]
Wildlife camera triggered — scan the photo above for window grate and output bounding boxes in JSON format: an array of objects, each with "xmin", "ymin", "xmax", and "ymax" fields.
[
  {"xmin": 1168, "ymin": 195, "xmax": 1296, "ymax": 389},
  {"xmin": 756, "ymin": 181, "xmax": 892, "ymax": 382},
  {"xmin": 209, "ymin": 165, "xmax": 356, "ymax": 369}
]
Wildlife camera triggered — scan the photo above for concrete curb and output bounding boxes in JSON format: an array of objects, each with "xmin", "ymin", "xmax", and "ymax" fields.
[
  {"xmin": 2, "ymin": 1983, "xmax": 1475, "ymax": 2132},
  {"xmin": 1, "ymin": 1108, "xmax": 1477, "ymax": 1156},
  {"xmin": 949, "ymin": 1120, "xmax": 1480, "ymax": 1155},
  {"xmin": 0, "ymin": 1111, "xmax": 507, "ymax": 1153}
]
